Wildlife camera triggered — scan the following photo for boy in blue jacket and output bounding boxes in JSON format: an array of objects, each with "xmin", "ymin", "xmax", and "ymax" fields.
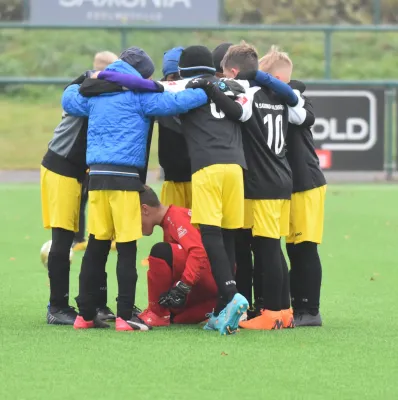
[{"xmin": 62, "ymin": 47, "xmax": 208, "ymax": 331}]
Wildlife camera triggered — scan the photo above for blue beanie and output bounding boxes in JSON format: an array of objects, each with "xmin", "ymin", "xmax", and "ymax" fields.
[{"xmin": 162, "ymin": 47, "xmax": 184, "ymax": 78}]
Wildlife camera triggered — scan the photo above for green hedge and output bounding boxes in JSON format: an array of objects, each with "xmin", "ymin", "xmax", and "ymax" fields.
[{"xmin": 224, "ymin": 0, "xmax": 398, "ymax": 24}]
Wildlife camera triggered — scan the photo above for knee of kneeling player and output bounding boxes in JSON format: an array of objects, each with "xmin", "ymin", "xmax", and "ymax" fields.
[{"xmin": 149, "ymin": 242, "xmax": 173, "ymax": 266}]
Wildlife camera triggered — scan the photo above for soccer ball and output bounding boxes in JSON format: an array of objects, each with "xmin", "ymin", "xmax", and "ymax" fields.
[{"xmin": 40, "ymin": 240, "xmax": 74, "ymax": 269}]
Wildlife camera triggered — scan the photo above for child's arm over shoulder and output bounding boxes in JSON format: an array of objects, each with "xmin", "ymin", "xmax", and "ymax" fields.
[{"xmin": 61, "ymin": 84, "xmax": 89, "ymax": 117}]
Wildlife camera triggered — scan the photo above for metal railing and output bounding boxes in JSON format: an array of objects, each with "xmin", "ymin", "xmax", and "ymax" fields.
[
  {"xmin": 1, "ymin": 23, "xmax": 398, "ymax": 79},
  {"xmin": 0, "ymin": 23, "xmax": 396, "ymax": 178}
]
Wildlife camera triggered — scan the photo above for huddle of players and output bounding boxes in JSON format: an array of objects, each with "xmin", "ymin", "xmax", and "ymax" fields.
[{"xmin": 41, "ymin": 41, "xmax": 326, "ymax": 334}]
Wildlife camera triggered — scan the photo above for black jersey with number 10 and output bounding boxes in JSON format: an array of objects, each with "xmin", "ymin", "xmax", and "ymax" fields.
[{"xmin": 241, "ymin": 86, "xmax": 292, "ymax": 200}]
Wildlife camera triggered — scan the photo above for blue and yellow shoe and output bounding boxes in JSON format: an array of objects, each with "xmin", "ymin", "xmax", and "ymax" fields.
[
  {"xmin": 218, "ymin": 293, "xmax": 249, "ymax": 335},
  {"xmin": 203, "ymin": 310, "xmax": 226, "ymax": 331}
]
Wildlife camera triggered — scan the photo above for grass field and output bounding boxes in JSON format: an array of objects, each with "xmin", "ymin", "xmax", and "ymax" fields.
[
  {"xmin": 0, "ymin": 183, "xmax": 397, "ymax": 400},
  {"xmin": 0, "ymin": 97, "xmax": 159, "ymax": 170}
]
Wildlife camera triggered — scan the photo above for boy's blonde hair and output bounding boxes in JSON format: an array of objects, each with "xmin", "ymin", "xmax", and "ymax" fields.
[
  {"xmin": 221, "ymin": 41, "xmax": 259, "ymax": 73},
  {"xmin": 93, "ymin": 51, "xmax": 118, "ymax": 71},
  {"xmin": 259, "ymin": 45, "xmax": 293, "ymax": 74}
]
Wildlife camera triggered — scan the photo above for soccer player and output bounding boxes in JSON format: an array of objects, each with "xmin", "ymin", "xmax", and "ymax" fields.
[
  {"xmin": 73, "ymin": 51, "xmax": 118, "ymax": 252},
  {"xmin": 41, "ymin": 51, "xmax": 118, "ymax": 325},
  {"xmin": 97, "ymin": 45, "xmax": 251, "ymax": 335},
  {"xmin": 212, "ymin": 41, "xmax": 256, "ymax": 310},
  {"xmin": 259, "ymin": 48, "xmax": 326, "ymax": 326},
  {"xmin": 158, "ymin": 47, "xmax": 192, "ymax": 208},
  {"xmin": 212, "ymin": 42, "xmax": 233, "ymax": 78},
  {"xmin": 190, "ymin": 42, "xmax": 308, "ymax": 330},
  {"xmin": 61, "ymin": 47, "xmax": 209, "ymax": 331},
  {"xmin": 136, "ymin": 186, "xmax": 217, "ymax": 327}
]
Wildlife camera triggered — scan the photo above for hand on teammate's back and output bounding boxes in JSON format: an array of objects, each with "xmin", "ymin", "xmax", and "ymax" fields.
[
  {"xmin": 186, "ymin": 78, "xmax": 214, "ymax": 91},
  {"xmin": 89, "ymin": 71, "xmax": 100, "ymax": 79}
]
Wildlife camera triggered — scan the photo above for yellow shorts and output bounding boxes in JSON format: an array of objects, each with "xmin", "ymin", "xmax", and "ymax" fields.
[
  {"xmin": 191, "ymin": 164, "xmax": 244, "ymax": 229},
  {"xmin": 244, "ymin": 199, "xmax": 290, "ymax": 239},
  {"xmin": 40, "ymin": 166, "xmax": 82, "ymax": 232},
  {"xmin": 286, "ymin": 185, "xmax": 327, "ymax": 244},
  {"xmin": 160, "ymin": 181, "xmax": 192, "ymax": 209},
  {"xmin": 87, "ymin": 190, "xmax": 142, "ymax": 243}
]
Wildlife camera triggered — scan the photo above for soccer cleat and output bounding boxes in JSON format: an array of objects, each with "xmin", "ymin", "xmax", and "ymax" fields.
[
  {"xmin": 281, "ymin": 308, "xmax": 295, "ymax": 329},
  {"xmin": 72, "ymin": 241, "xmax": 88, "ymax": 251},
  {"xmin": 74, "ymin": 315, "xmax": 110, "ymax": 329},
  {"xmin": 239, "ymin": 311, "xmax": 248, "ymax": 322},
  {"xmin": 218, "ymin": 293, "xmax": 249, "ymax": 335},
  {"xmin": 47, "ymin": 306, "xmax": 78, "ymax": 325},
  {"xmin": 239, "ymin": 309, "xmax": 283, "ymax": 330},
  {"xmin": 96, "ymin": 306, "xmax": 116, "ymax": 321},
  {"xmin": 203, "ymin": 310, "xmax": 226, "ymax": 331},
  {"xmin": 115, "ymin": 314, "xmax": 152, "ymax": 331},
  {"xmin": 294, "ymin": 310, "xmax": 322, "ymax": 327},
  {"xmin": 247, "ymin": 305, "xmax": 262, "ymax": 320},
  {"xmin": 132, "ymin": 305, "xmax": 142, "ymax": 315},
  {"xmin": 139, "ymin": 309, "xmax": 170, "ymax": 327}
]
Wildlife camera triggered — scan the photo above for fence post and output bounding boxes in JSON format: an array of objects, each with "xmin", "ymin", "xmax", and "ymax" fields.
[
  {"xmin": 120, "ymin": 28, "xmax": 128, "ymax": 51},
  {"xmin": 372, "ymin": 0, "xmax": 381, "ymax": 25},
  {"xmin": 385, "ymin": 87, "xmax": 396, "ymax": 180},
  {"xmin": 323, "ymin": 29, "xmax": 332, "ymax": 79},
  {"xmin": 23, "ymin": 0, "xmax": 30, "ymax": 20}
]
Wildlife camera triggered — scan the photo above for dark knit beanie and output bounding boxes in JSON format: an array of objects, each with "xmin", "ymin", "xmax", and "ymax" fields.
[
  {"xmin": 212, "ymin": 42, "xmax": 233, "ymax": 73},
  {"xmin": 119, "ymin": 46, "xmax": 155, "ymax": 79},
  {"xmin": 178, "ymin": 45, "xmax": 216, "ymax": 78}
]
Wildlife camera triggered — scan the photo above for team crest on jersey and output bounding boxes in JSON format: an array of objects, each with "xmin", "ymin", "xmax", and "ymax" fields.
[{"xmin": 177, "ymin": 226, "xmax": 187, "ymax": 239}]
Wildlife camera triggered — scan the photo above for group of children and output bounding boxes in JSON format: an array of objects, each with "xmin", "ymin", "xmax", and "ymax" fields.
[{"xmin": 41, "ymin": 41, "xmax": 326, "ymax": 335}]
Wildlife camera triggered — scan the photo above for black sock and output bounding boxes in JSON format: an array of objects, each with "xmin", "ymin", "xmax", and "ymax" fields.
[
  {"xmin": 222, "ymin": 228, "xmax": 236, "ymax": 276},
  {"xmin": 295, "ymin": 241, "xmax": 322, "ymax": 315},
  {"xmin": 252, "ymin": 236, "xmax": 283, "ymax": 311},
  {"xmin": 76, "ymin": 235, "xmax": 110, "ymax": 320},
  {"xmin": 116, "ymin": 241, "xmax": 138, "ymax": 320},
  {"xmin": 200, "ymin": 225, "xmax": 237, "ymax": 305},
  {"xmin": 74, "ymin": 178, "xmax": 88, "ymax": 243},
  {"xmin": 96, "ymin": 238, "xmax": 111, "ymax": 308},
  {"xmin": 48, "ymin": 228, "xmax": 75, "ymax": 309},
  {"xmin": 252, "ymin": 244, "xmax": 263, "ymax": 308},
  {"xmin": 214, "ymin": 296, "xmax": 228, "ymax": 316},
  {"xmin": 98, "ymin": 272, "xmax": 108, "ymax": 309},
  {"xmin": 280, "ymin": 248, "xmax": 291, "ymax": 310},
  {"xmin": 286, "ymin": 242, "xmax": 302, "ymax": 310},
  {"xmin": 235, "ymin": 229, "xmax": 253, "ymax": 307}
]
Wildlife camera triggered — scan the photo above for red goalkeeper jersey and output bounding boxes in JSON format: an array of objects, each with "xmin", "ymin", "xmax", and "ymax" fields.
[{"xmin": 161, "ymin": 205, "xmax": 210, "ymax": 287}]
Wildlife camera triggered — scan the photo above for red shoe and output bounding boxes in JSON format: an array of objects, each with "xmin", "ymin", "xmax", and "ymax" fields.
[
  {"xmin": 115, "ymin": 315, "xmax": 152, "ymax": 331},
  {"xmin": 74, "ymin": 315, "xmax": 110, "ymax": 329},
  {"xmin": 139, "ymin": 309, "xmax": 170, "ymax": 327}
]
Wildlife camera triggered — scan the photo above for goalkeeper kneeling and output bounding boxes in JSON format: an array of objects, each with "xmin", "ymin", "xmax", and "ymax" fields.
[{"xmin": 138, "ymin": 186, "xmax": 217, "ymax": 327}]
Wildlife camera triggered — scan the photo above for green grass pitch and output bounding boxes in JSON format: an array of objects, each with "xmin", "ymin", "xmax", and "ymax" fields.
[{"xmin": 0, "ymin": 183, "xmax": 397, "ymax": 400}]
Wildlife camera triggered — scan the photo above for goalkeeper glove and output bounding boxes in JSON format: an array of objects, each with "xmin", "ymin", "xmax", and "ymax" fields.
[{"xmin": 158, "ymin": 281, "xmax": 191, "ymax": 309}]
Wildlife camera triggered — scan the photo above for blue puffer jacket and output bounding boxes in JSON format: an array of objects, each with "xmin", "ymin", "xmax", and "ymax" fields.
[{"xmin": 61, "ymin": 60, "xmax": 207, "ymax": 169}]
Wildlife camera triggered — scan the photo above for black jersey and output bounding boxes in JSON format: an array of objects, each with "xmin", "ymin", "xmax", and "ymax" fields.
[
  {"xmin": 157, "ymin": 116, "xmax": 191, "ymax": 182},
  {"xmin": 161, "ymin": 76, "xmax": 247, "ymax": 174},
  {"xmin": 238, "ymin": 86, "xmax": 293, "ymax": 200},
  {"xmin": 285, "ymin": 87, "xmax": 326, "ymax": 193}
]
